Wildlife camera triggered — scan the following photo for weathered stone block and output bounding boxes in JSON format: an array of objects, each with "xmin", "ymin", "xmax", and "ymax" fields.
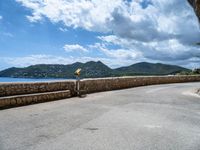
[
  {"xmin": 0, "ymin": 100, "xmax": 5, "ymax": 107},
  {"xmin": 10, "ymin": 98, "xmax": 16, "ymax": 106}
]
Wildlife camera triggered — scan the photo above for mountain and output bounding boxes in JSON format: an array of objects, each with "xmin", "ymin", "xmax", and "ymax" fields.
[
  {"xmin": 0, "ymin": 61, "xmax": 113, "ymax": 78},
  {"xmin": 0, "ymin": 61, "xmax": 190, "ymax": 79},
  {"xmin": 114, "ymin": 62, "xmax": 190, "ymax": 76}
]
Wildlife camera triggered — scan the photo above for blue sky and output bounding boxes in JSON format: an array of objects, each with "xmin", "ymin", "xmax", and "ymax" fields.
[{"xmin": 0, "ymin": 0, "xmax": 200, "ymax": 70}]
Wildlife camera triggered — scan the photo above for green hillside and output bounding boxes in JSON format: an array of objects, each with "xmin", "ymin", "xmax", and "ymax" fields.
[
  {"xmin": 115, "ymin": 62, "xmax": 190, "ymax": 76},
  {"xmin": 0, "ymin": 61, "xmax": 113, "ymax": 78},
  {"xmin": 0, "ymin": 61, "xmax": 191, "ymax": 79}
]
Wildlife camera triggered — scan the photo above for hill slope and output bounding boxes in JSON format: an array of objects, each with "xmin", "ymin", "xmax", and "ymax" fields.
[
  {"xmin": 114, "ymin": 62, "xmax": 190, "ymax": 75},
  {"xmin": 0, "ymin": 61, "xmax": 190, "ymax": 78},
  {"xmin": 0, "ymin": 61, "xmax": 113, "ymax": 78}
]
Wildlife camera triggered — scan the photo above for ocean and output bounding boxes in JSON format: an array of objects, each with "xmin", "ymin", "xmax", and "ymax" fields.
[{"xmin": 0, "ymin": 77, "xmax": 70, "ymax": 83}]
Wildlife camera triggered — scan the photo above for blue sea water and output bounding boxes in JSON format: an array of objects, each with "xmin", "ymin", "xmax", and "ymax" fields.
[{"xmin": 0, "ymin": 77, "xmax": 70, "ymax": 83}]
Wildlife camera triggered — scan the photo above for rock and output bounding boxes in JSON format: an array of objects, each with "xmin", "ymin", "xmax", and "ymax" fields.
[{"xmin": 188, "ymin": 0, "xmax": 200, "ymax": 22}]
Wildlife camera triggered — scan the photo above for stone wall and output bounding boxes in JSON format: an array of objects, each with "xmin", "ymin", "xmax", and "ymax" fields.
[
  {"xmin": 0, "ymin": 80, "xmax": 76, "ymax": 97},
  {"xmin": 0, "ymin": 90, "xmax": 71, "ymax": 109},
  {"xmin": 0, "ymin": 75, "xmax": 200, "ymax": 109},
  {"xmin": 80, "ymin": 76, "xmax": 200, "ymax": 94},
  {"xmin": 1, "ymin": 76, "xmax": 200, "ymax": 97}
]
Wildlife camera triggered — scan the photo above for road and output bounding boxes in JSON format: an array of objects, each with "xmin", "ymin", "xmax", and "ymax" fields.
[{"xmin": 1, "ymin": 82, "xmax": 200, "ymax": 150}]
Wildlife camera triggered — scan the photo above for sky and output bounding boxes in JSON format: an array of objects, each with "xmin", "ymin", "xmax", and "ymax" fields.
[{"xmin": 0, "ymin": 0, "xmax": 200, "ymax": 70}]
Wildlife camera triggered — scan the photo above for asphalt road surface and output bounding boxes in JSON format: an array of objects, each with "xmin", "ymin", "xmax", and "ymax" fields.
[{"xmin": 1, "ymin": 82, "xmax": 200, "ymax": 150}]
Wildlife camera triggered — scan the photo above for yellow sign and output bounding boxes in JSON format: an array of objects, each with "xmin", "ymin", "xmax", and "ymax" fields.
[{"xmin": 74, "ymin": 68, "xmax": 82, "ymax": 76}]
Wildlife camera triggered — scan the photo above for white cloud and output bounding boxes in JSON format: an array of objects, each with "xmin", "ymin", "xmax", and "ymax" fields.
[
  {"xmin": 98, "ymin": 35, "xmax": 200, "ymax": 64},
  {"xmin": 2, "ymin": 54, "xmax": 199, "ymax": 70},
  {"xmin": 1, "ymin": 54, "xmax": 128, "ymax": 69},
  {"xmin": 1, "ymin": 55, "xmax": 67, "ymax": 67},
  {"xmin": 59, "ymin": 27, "xmax": 68, "ymax": 32},
  {"xmin": 16, "ymin": 0, "xmax": 123, "ymax": 32},
  {"xmin": 63, "ymin": 44, "xmax": 88, "ymax": 52},
  {"xmin": 16, "ymin": 0, "xmax": 200, "ymax": 67},
  {"xmin": 0, "ymin": 16, "xmax": 2, "ymax": 20},
  {"xmin": 16, "ymin": 0, "xmax": 200, "ymax": 42},
  {"xmin": 89, "ymin": 43, "xmax": 141, "ymax": 60}
]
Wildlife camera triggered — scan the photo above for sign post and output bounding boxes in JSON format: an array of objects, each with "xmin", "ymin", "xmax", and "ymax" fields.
[{"xmin": 74, "ymin": 68, "xmax": 81, "ymax": 96}]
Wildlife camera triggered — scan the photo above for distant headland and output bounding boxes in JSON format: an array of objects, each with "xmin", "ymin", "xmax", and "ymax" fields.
[{"xmin": 0, "ymin": 61, "xmax": 194, "ymax": 79}]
